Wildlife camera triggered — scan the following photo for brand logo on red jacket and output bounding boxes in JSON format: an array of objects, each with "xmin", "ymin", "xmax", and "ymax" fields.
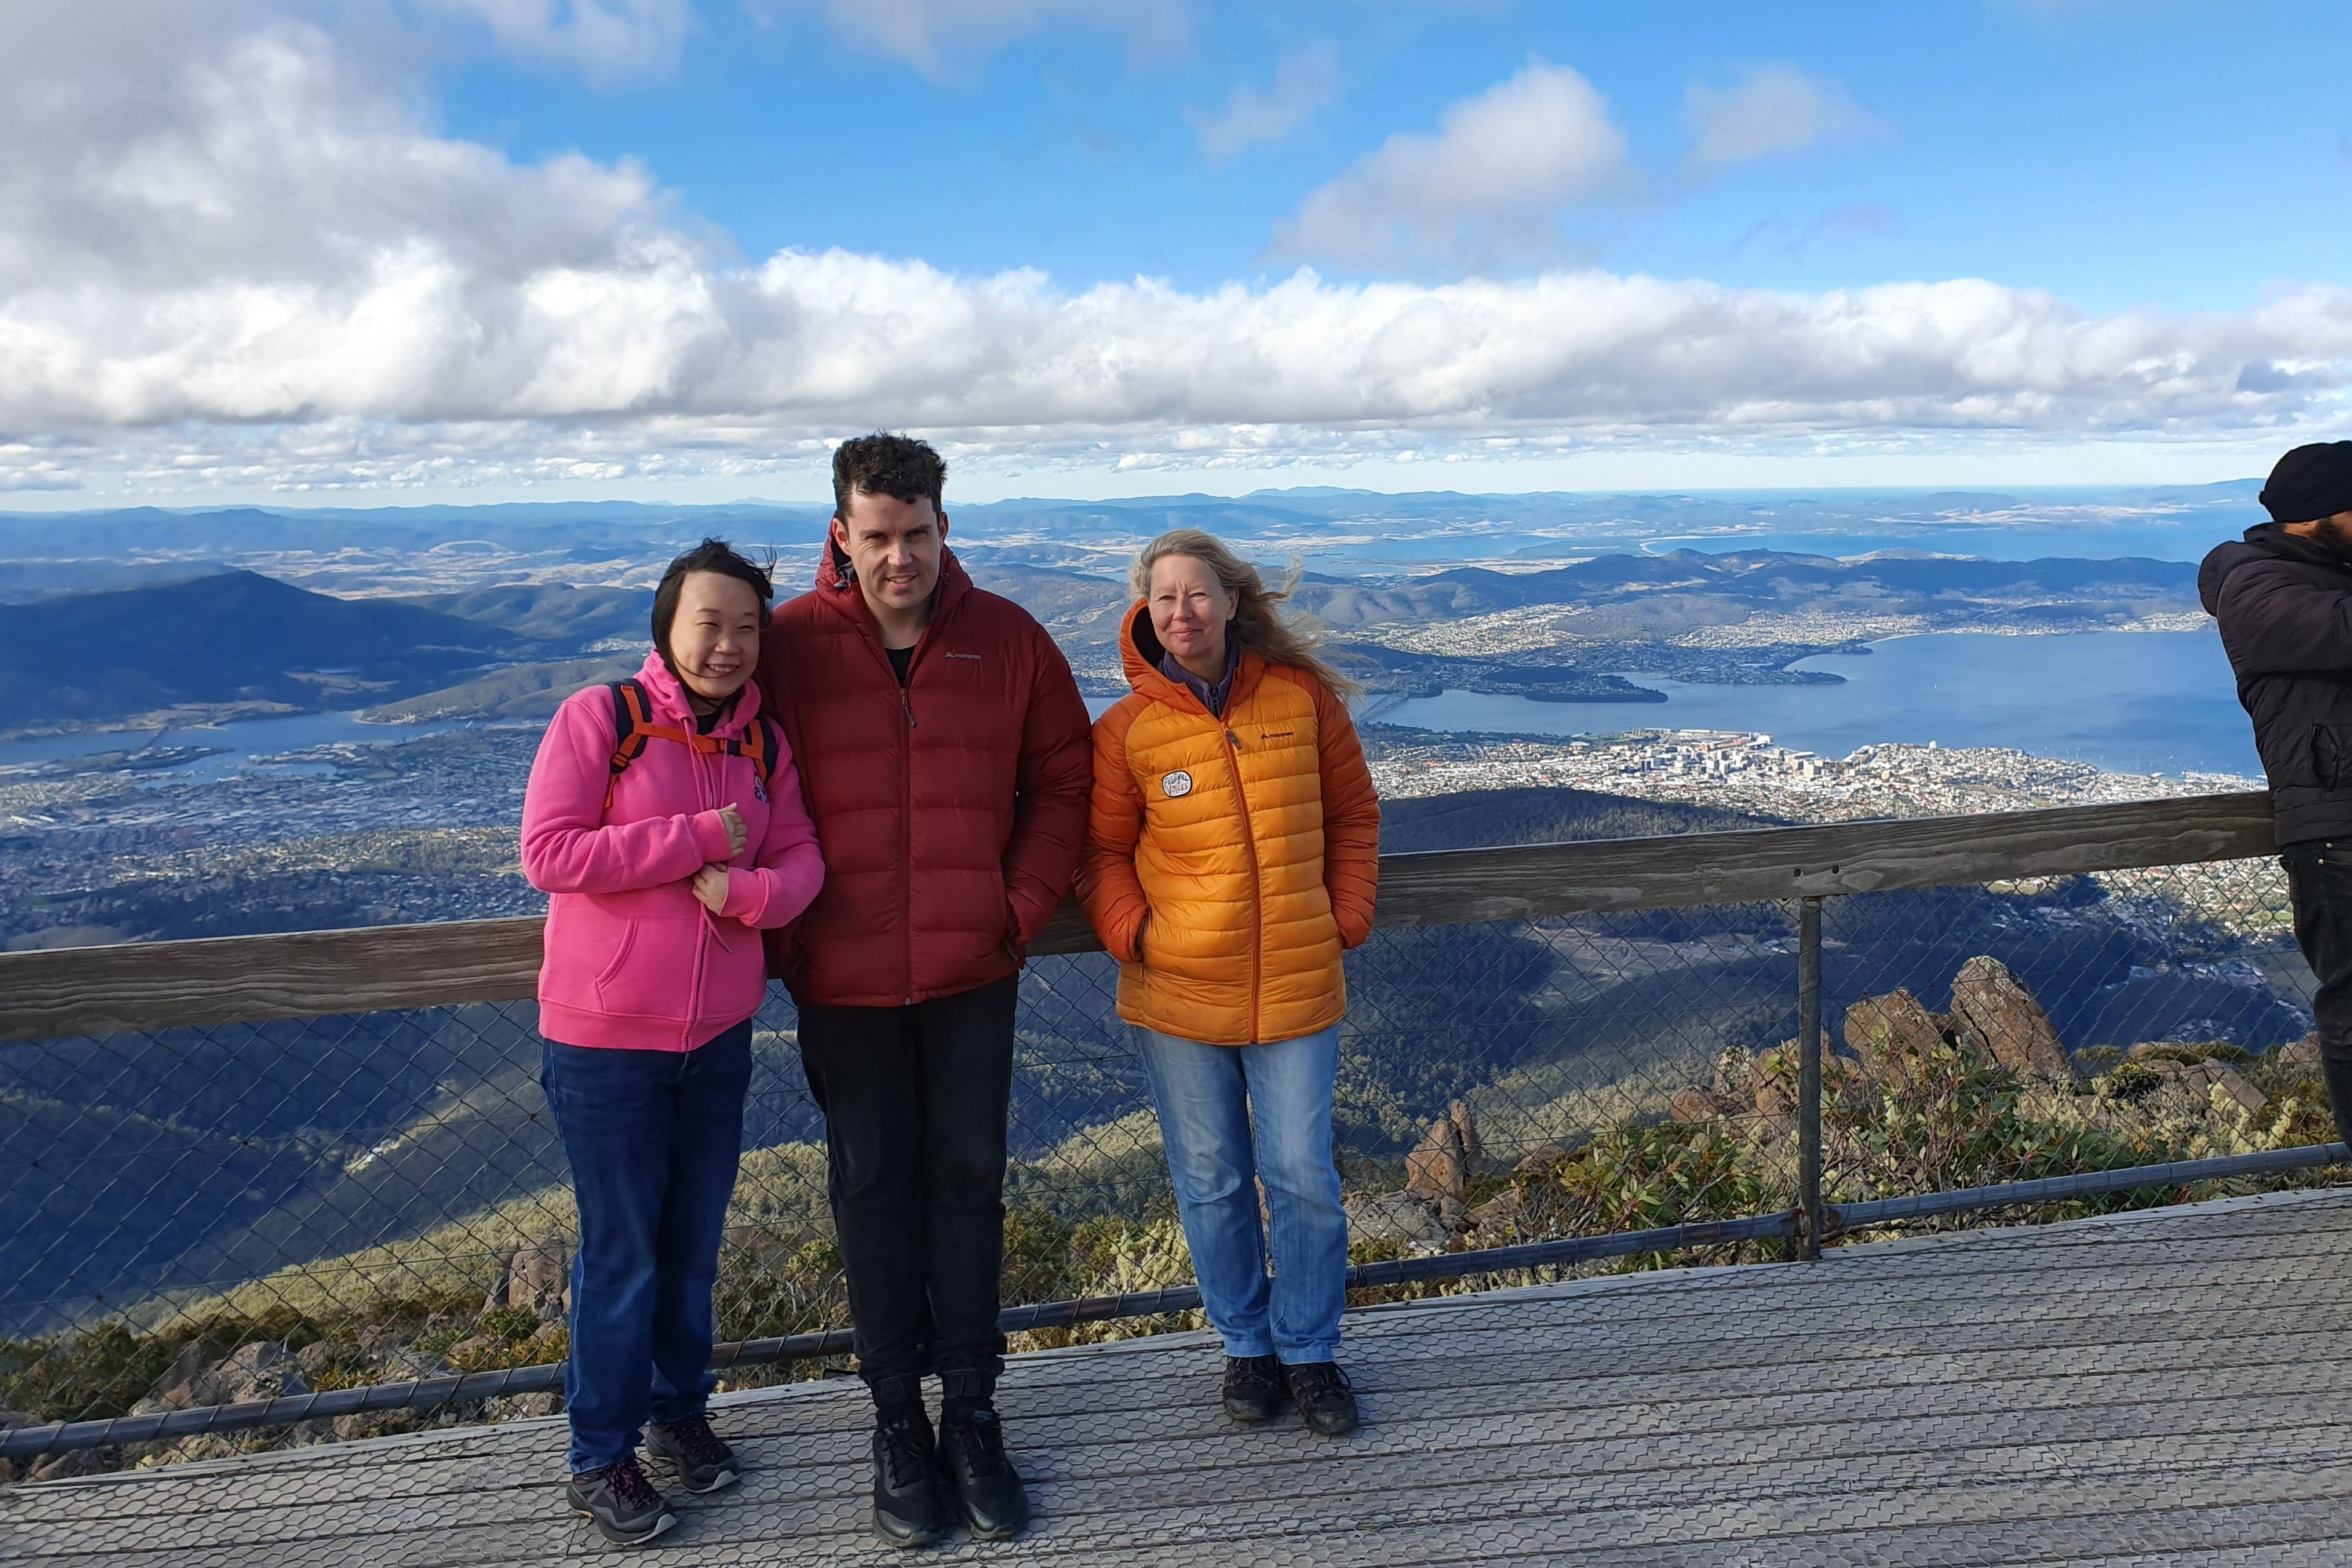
[{"xmin": 1161, "ymin": 769, "xmax": 1194, "ymax": 798}]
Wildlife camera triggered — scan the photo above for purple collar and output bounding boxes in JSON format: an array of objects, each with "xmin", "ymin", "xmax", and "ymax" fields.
[{"xmin": 1159, "ymin": 642, "xmax": 1238, "ymax": 717}]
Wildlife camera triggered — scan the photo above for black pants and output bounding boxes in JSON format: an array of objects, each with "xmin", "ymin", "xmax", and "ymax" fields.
[
  {"xmin": 797, "ymin": 974, "xmax": 1018, "ymax": 1401},
  {"xmin": 2282, "ymin": 841, "xmax": 2352, "ymax": 1147}
]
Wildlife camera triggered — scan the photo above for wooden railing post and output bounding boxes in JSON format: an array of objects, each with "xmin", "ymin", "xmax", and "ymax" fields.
[{"xmin": 1797, "ymin": 895, "xmax": 1825, "ymax": 1261}]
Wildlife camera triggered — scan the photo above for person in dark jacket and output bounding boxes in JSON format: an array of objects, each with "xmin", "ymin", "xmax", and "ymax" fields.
[
  {"xmin": 2201, "ymin": 439, "xmax": 2352, "ymax": 1147},
  {"xmin": 755, "ymin": 432, "xmax": 1092, "ymax": 1548}
]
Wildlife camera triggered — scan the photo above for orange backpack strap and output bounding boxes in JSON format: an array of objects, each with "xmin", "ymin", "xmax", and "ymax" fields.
[
  {"xmin": 603, "ymin": 678, "xmax": 772, "ymax": 811},
  {"xmin": 604, "ymin": 680, "xmax": 656, "ymax": 810},
  {"xmin": 742, "ymin": 715, "xmax": 779, "ymax": 800}
]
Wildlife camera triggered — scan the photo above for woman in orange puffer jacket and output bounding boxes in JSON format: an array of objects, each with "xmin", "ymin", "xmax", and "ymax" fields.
[{"xmin": 1077, "ymin": 527, "xmax": 1380, "ymax": 1439}]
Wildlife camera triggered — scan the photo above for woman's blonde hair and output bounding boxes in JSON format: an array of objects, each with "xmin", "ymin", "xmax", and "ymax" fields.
[{"xmin": 1131, "ymin": 528, "xmax": 1362, "ymax": 699}]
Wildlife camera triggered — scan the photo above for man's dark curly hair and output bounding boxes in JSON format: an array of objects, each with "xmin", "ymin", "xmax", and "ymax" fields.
[{"xmin": 832, "ymin": 432, "xmax": 946, "ymax": 520}]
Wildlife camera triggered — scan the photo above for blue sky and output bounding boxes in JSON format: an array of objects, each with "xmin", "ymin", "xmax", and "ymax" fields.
[
  {"xmin": 2, "ymin": 0, "xmax": 2349, "ymax": 504},
  {"xmin": 438, "ymin": 2, "xmax": 2352, "ymax": 312}
]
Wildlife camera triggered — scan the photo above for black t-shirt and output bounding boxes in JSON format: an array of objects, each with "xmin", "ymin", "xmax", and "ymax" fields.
[
  {"xmin": 887, "ymin": 645, "xmax": 913, "ymax": 686},
  {"xmin": 692, "ymin": 691, "xmax": 737, "ymax": 735}
]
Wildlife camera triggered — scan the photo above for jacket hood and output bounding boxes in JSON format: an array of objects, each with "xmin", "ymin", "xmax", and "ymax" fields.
[
  {"xmin": 812, "ymin": 534, "xmax": 972, "ymax": 627},
  {"xmin": 2199, "ymin": 521, "xmax": 2350, "ymax": 614},
  {"xmin": 1118, "ymin": 599, "xmax": 1266, "ymax": 714},
  {"xmin": 633, "ymin": 648, "xmax": 761, "ymax": 738}
]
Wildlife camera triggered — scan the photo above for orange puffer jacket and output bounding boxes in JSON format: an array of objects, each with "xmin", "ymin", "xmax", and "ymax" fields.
[{"xmin": 1077, "ymin": 603, "xmax": 1380, "ymax": 1045}]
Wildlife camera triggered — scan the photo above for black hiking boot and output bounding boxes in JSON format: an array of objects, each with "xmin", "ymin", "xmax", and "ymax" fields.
[
  {"xmin": 1221, "ymin": 1354, "xmax": 1284, "ymax": 1425},
  {"xmin": 938, "ymin": 1406, "xmax": 1030, "ymax": 1541},
  {"xmin": 1283, "ymin": 1359, "xmax": 1360, "ymax": 1437},
  {"xmin": 565, "ymin": 1455, "xmax": 677, "ymax": 1548},
  {"xmin": 645, "ymin": 1414, "xmax": 742, "ymax": 1494},
  {"xmin": 871, "ymin": 1409, "xmax": 951, "ymax": 1548}
]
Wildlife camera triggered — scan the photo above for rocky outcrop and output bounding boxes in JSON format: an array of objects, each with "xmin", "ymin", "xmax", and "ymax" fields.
[
  {"xmin": 1464, "ymin": 1186, "xmax": 1524, "ymax": 1234},
  {"xmin": 1344, "ymin": 1190, "xmax": 1449, "ymax": 1245},
  {"xmin": 25, "ymin": 1446, "xmax": 112, "ymax": 1482},
  {"xmin": 1668, "ymin": 1087, "xmax": 1727, "ymax": 1122},
  {"xmin": 2118, "ymin": 1056, "xmax": 2269, "ymax": 1115},
  {"xmin": 1751, "ymin": 1051, "xmax": 1796, "ymax": 1121},
  {"xmin": 1514, "ymin": 1144, "xmax": 1567, "ymax": 1176},
  {"xmin": 132, "ymin": 1340, "xmax": 308, "ymax": 1415},
  {"xmin": 1404, "ymin": 1101, "xmax": 1480, "ymax": 1201},
  {"xmin": 1843, "ymin": 990, "xmax": 1947, "ymax": 1081},
  {"xmin": 501, "ymin": 1234, "xmax": 571, "ymax": 1321},
  {"xmin": 1949, "ymin": 956, "xmax": 2069, "ymax": 1077},
  {"xmin": 1352, "ymin": 1102, "xmax": 1491, "ymax": 1246},
  {"xmin": 1712, "ymin": 1045, "xmax": 1757, "ymax": 1100}
]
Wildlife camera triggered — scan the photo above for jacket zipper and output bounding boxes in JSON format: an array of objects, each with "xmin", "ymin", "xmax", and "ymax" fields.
[
  {"xmin": 687, "ymin": 735, "xmax": 713, "ymax": 1047},
  {"xmin": 1217, "ymin": 723, "xmax": 1264, "ymax": 1043},
  {"xmin": 839, "ymin": 572, "xmax": 947, "ymax": 1009},
  {"xmin": 889, "ymin": 621, "xmax": 941, "ymax": 1006},
  {"xmin": 901, "ymin": 673, "xmax": 915, "ymax": 1005}
]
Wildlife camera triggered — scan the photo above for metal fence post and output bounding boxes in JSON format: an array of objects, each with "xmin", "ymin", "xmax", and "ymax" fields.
[{"xmin": 1797, "ymin": 895, "xmax": 1824, "ymax": 1260}]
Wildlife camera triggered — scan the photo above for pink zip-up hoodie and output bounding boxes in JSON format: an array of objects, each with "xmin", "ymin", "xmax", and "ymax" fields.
[{"xmin": 522, "ymin": 651, "xmax": 824, "ymax": 1051}]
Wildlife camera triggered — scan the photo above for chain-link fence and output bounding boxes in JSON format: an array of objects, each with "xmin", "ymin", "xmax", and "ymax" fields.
[
  {"xmin": 0, "ymin": 850, "xmax": 2331, "ymax": 1475},
  {"xmin": 1806, "ymin": 858, "xmax": 2330, "ymax": 1212}
]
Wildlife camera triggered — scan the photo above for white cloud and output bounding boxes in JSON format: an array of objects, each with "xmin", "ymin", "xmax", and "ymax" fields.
[
  {"xmin": 1275, "ymin": 59, "xmax": 1630, "ymax": 265},
  {"xmin": 422, "ymin": 0, "xmax": 695, "ymax": 82},
  {"xmin": 775, "ymin": 0, "xmax": 1188, "ymax": 79},
  {"xmin": 1685, "ymin": 62, "xmax": 1875, "ymax": 170},
  {"xmin": 1187, "ymin": 40, "xmax": 1340, "ymax": 162},
  {"xmin": 3, "ymin": 9, "xmax": 2351, "ymax": 497}
]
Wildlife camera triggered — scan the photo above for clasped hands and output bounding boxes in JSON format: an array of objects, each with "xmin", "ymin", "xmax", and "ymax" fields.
[{"xmin": 693, "ymin": 802, "xmax": 749, "ymax": 913}]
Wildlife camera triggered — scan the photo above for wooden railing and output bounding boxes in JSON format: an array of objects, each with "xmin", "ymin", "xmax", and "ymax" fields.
[{"xmin": 0, "ymin": 790, "xmax": 2277, "ymax": 1044}]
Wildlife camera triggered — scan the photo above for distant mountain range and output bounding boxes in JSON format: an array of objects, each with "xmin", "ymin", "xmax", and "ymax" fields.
[
  {"xmin": 0, "ymin": 538, "xmax": 2216, "ymax": 735},
  {"xmin": 0, "ymin": 571, "xmax": 559, "ymax": 728},
  {"xmin": 0, "ymin": 479, "xmax": 2264, "ymax": 587},
  {"xmin": 388, "ymin": 583, "xmax": 649, "ymax": 650}
]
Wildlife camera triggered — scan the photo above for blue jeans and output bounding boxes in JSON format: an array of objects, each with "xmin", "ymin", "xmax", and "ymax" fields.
[
  {"xmin": 1136, "ymin": 1022, "xmax": 1347, "ymax": 1364},
  {"xmin": 541, "ymin": 1019, "xmax": 753, "ymax": 1474}
]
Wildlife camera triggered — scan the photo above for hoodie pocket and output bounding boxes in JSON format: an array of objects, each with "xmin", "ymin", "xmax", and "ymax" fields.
[
  {"xmin": 593, "ymin": 915, "xmax": 702, "ymax": 1021},
  {"xmin": 2314, "ymin": 726, "xmax": 2352, "ymax": 791}
]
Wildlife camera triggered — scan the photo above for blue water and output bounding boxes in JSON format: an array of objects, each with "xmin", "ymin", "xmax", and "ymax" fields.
[
  {"xmin": 5, "ymin": 628, "xmax": 2261, "ymax": 785},
  {"xmin": 1630, "ymin": 520, "xmax": 2229, "ymax": 563},
  {"xmin": 0, "ymin": 710, "xmax": 469, "ymax": 782},
  {"xmin": 1382, "ymin": 628, "xmax": 2259, "ymax": 779}
]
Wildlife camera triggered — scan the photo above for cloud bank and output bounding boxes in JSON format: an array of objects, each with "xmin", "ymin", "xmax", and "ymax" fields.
[
  {"xmin": 1188, "ymin": 40, "xmax": 1340, "ymax": 161},
  {"xmin": 426, "ymin": 0, "xmax": 695, "ymax": 81},
  {"xmin": 776, "ymin": 0, "xmax": 1189, "ymax": 79},
  {"xmin": 1275, "ymin": 59, "xmax": 1631, "ymax": 265},
  {"xmin": 1684, "ymin": 63, "xmax": 1876, "ymax": 170},
  {"xmin": 1, "ymin": 9, "xmax": 2349, "ymax": 495}
]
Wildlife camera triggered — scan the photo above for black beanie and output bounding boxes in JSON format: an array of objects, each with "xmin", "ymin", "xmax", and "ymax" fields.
[{"xmin": 2260, "ymin": 440, "xmax": 2352, "ymax": 524}]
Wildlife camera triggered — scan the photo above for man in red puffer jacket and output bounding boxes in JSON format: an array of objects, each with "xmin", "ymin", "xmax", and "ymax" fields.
[{"xmin": 756, "ymin": 432, "xmax": 1091, "ymax": 1548}]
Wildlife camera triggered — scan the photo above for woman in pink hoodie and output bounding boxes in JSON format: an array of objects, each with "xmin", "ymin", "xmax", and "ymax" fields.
[{"xmin": 522, "ymin": 539, "xmax": 823, "ymax": 1548}]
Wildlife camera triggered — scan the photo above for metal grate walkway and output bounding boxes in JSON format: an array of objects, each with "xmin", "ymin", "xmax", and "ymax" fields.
[{"xmin": 11, "ymin": 1187, "xmax": 2352, "ymax": 1566}]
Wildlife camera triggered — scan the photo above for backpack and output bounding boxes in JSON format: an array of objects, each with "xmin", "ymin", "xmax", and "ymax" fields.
[{"xmin": 603, "ymin": 677, "xmax": 780, "ymax": 811}]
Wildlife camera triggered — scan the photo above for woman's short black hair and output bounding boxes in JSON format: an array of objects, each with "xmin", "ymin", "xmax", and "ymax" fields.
[{"xmin": 651, "ymin": 538, "xmax": 775, "ymax": 667}]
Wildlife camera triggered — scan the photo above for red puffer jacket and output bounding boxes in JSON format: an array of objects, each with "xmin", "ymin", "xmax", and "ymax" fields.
[{"xmin": 755, "ymin": 544, "xmax": 1093, "ymax": 1007}]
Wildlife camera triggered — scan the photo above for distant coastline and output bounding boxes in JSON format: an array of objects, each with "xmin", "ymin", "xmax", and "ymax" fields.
[{"xmin": 1381, "ymin": 626, "xmax": 2254, "ymax": 781}]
